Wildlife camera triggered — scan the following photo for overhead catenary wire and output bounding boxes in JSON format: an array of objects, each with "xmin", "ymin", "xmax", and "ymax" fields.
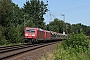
[{"xmin": 44, "ymin": 0, "xmax": 59, "ymax": 20}]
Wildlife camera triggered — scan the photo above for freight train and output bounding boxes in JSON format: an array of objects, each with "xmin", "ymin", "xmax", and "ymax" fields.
[{"xmin": 24, "ymin": 27, "xmax": 67, "ymax": 43}]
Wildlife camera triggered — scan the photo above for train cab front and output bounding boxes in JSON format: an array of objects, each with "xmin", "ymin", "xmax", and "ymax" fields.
[{"xmin": 24, "ymin": 27, "xmax": 36, "ymax": 42}]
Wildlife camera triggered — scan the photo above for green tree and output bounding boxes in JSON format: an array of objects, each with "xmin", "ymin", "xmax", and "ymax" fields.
[
  {"xmin": 9, "ymin": 3, "xmax": 26, "ymax": 27},
  {"xmin": 23, "ymin": 0, "xmax": 48, "ymax": 28},
  {"xmin": 65, "ymin": 23, "xmax": 71, "ymax": 34},
  {"xmin": 71, "ymin": 23, "xmax": 90, "ymax": 36},
  {"xmin": 0, "ymin": 25, "xmax": 7, "ymax": 45},
  {"xmin": 5, "ymin": 3, "xmax": 26, "ymax": 44},
  {"xmin": 0, "ymin": 0, "xmax": 26, "ymax": 45},
  {"xmin": 47, "ymin": 18, "xmax": 65, "ymax": 33},
  {"xmin": 49, "ymin": 25, "xmax": 59, "ymax": 32},
  {"xmin": 71, "ymin": 23, "xmax": 81, "ymax": 34},
  {"xmin": 7, "ymin": 24, "xmax": 24, "ymax": 44},
  {"xmin": 0, "ymin": 0, "xmax": 12, "ymax": 27}
]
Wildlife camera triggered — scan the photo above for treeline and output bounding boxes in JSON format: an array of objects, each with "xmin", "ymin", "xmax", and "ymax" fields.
[
  {"xmin": 47, "ymin": 18, "xmax": 90, "ymax": 36},
  {"xmin": 0, "ymin": 0, "xmax": 48, "ymax": 45},
  {"xmin": 0, "ymin": 0, "xmax": 90, "ymax": 45}
]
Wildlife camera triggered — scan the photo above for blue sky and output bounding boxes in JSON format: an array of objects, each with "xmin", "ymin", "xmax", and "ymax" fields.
[{"xmin": 12, "ymin": 0, "xmax": 90, "ymax": 26}]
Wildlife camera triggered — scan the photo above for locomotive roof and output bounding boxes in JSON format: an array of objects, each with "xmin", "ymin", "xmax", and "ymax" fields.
[
  {"xmin": 25, "ymin": 27, "xmax": 44, "ymax": 31},
  {"xmin": 46, "ymin": 30, "xmax": 50, "ymax": 33},
  {"xmin": 38, "ymin": 28, "xmax": 44, "ymax": 31}
]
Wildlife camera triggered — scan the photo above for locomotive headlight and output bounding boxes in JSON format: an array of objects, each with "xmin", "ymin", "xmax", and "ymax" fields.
[
  {"xmin": 25, "ymin": 34, "xmax": 28, "ymax": 36},
  {"xmin": 32, "ymin": 34, "xmax": 35, "ymax": 36}
]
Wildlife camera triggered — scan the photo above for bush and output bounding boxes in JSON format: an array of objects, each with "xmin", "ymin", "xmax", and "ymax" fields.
[
  {"xmin": 0, "ymin": 26, "xmax": 8, "ymax": 45},
  {"xmin": 54, "ymin": 46, "xmax": 90, "ymax": 60},
  {"xmin": 53, "ymin": 31, "xmax": 90, "ymax": 60},
  {"xmin": 62, "ymin": 32, "xmax": 89, "ymax": 53},
  {"xmin": 6, "ymin": 24, "xmax": 24, "ymax": 44},
  {"xmin": 0, "ymin": 36, "xmax": 8, "ymax": 45}
]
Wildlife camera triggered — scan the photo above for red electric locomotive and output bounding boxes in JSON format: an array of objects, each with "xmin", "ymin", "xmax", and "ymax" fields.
[
  {"xmin": 24, "ymin": 27, "xmax": 51, "ymax": 43},
  {"xmin": 24, "ymin": 27, "xmax": 44, "ymax": 42},
  {"xmin": 44, "ymin": 30, "xmax": 51, "ymax": 40}
]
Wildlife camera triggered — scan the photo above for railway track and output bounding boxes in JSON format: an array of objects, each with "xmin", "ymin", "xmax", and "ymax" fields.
[{"xmin": 0, "ymin": 41, "xmax": 60, "ymax": 60}]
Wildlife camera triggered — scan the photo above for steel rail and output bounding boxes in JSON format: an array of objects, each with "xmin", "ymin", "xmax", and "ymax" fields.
[
  {"xmin": 0, "ymin": 43, "xmax": 44, "ymax": 53},
  {"xmin": 0, "ymin": 41, "xmax": 60, "ymax": 60}
]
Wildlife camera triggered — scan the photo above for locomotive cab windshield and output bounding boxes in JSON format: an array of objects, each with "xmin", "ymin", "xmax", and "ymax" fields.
[{"xmin": 26, "ymin": 29, "xmax": 35, "ymax": 33}]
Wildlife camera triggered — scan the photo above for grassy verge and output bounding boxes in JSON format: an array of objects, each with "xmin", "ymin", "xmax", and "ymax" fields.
[
  {"xmin": 39, "ymin": 52, "xmax": 54, "ymax": 60},
  {"xmin": 0, "ymin": 43, "xmax": 25, "ymax": 47}
]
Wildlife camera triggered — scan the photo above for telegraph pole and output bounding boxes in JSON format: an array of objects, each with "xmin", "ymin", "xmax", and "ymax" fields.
[{"xmin": 61, "ymin": 14, "xmax": 65, "ymax": 35}]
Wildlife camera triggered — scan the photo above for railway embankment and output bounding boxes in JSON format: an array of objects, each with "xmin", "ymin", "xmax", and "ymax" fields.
[{"xmin": 0, "ymin": 41, "xmax": 60, "ymax": 60}]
